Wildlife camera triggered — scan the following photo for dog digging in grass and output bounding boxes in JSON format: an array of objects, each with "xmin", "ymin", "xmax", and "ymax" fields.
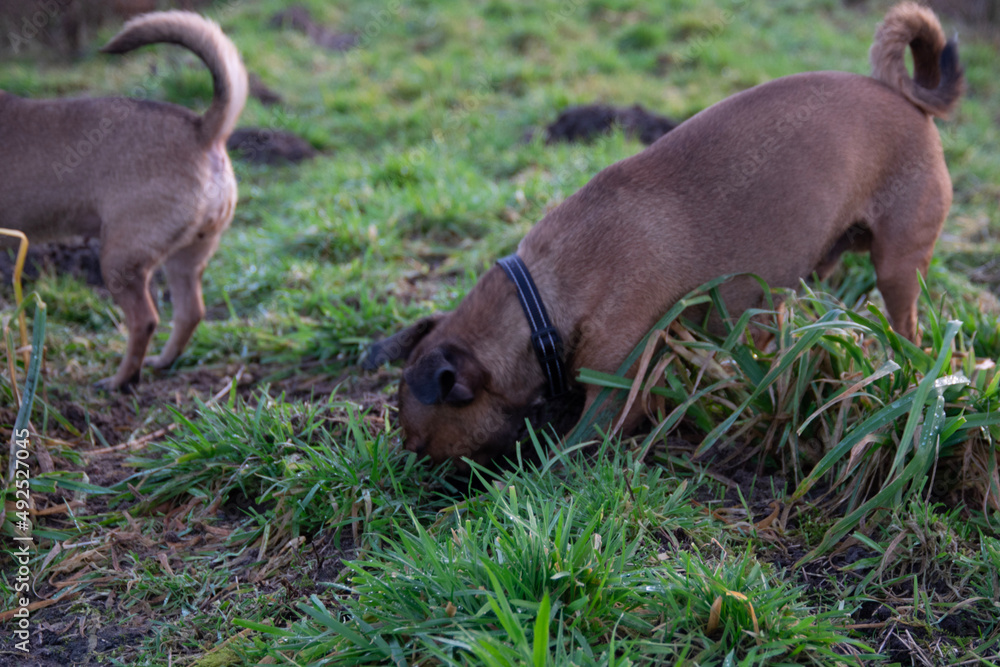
[
  {"xmin": 0, "ymin": 11, "xmax": 247, "ymax": 390},
  {"xmin": 365, "ymin": 3, "xmax": 963, "ymax": 468}
]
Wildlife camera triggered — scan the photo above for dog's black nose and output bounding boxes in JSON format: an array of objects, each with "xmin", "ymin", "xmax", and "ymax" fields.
[{"xmin": 360, "ymin": 341, "xmax": 386, "ymax": 371}]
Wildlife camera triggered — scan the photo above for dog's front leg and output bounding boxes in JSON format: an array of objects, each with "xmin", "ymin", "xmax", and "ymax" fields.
[{"xmin": 96, "ymin": 255, "xmax": 158, "ymax": 390}]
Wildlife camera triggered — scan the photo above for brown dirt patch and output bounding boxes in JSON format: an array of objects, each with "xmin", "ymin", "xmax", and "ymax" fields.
[
  {"xmin": 249, "ymin": 72, "xmax": 283, "ymax": 106},
  {"xmin": 0, "ymin": 237, "xmax": 104, "ymax": 293},
  {"xmin": 227, "ymin": 127, "xmax": 317, "ymax": 165},
  {"xmin": 0, "ymin": 623, "xmax": 151, "ymax": 667},
  {"xmin": 537, "ymin": 103, "xmax": 678, "ymax": 145},
  {"xmin": 269, "ymin": 5, "xmax": 359, "ymax": 52}
]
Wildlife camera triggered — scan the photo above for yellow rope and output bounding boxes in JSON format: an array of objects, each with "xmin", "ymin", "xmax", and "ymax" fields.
[{"xmin": 0, "ymin": 228, "xmax": 30, "ymax": 366}]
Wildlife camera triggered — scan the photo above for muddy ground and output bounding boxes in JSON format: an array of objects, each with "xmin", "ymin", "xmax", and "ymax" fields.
[
  {"xmin": 1, "ymin": 236, "xmax": 390, "ymax": 663},
  {"xmin": 1, "ymin": 350, "xmax": 386, "ymax": 666}
]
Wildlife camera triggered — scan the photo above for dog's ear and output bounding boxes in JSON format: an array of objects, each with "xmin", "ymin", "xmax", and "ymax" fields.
[
  {"xmin": 404, "ymin": 346, "xmax": 485, "ymax": 407},
  {"xmin": 362, "ymin": 315, "xmax": 443, "ymax": 370}
]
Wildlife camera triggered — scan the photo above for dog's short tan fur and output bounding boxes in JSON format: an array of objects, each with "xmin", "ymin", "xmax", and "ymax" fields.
[
  {"xmin": 0, "ymin": 11, "xmax": 247, "ymax": 389},
  {"xmin": 368, "ymin": 3, "xmax": 964, "ymax": 467}
]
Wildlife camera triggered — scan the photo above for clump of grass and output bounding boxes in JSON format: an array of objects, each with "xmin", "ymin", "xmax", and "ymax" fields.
[
  {"xmin": 251, "ymin": 439, "xmax": 862, "ymax": 665},
  {"xmin": 572, "ymin": 276, "xmax": 1000, "ymax": 563},
  {"xmin": 642, "ymin": 547, "xmax": 867, "ymax": 665},
  {"xmin": 118, "ymin": 392, "xmax": 444, "ymax": 548},
  {"xmin": 845, "ymin": 499, "xmax": 1000, "ymax": 608}
]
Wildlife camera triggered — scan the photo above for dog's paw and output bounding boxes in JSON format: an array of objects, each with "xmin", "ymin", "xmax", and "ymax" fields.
[
  {"xmin": 144, "ymin": 356, "xmax": 163, "ymax": 369},
  {"xmin": 92, "ymin": 377, "xmax": 121, "ymax": 393},
  {"xmin": 93, "ymin": 373, "xmax": 139, "ymax": 393},
  {"xmin": 143, "ymin": 355, "xmax": 176, "ymax": 371}
]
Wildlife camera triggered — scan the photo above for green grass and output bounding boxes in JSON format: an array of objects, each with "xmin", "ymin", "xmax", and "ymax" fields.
[
  {"xmin": 2, "ymin": 0, "xmax": 1000, "ymax": 664},
  {"xmin": 258, "ymin": 442, "xmax": 867, "ymax": 665}
]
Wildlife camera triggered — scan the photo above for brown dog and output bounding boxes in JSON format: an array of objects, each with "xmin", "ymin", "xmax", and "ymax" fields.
[
  {"xmin": 0, "ymin": 11, "xmax": 247, "ymax": 390},
  {"xmin": 366, "ymin": 3, "xmax": 963, "ymax": 466}
]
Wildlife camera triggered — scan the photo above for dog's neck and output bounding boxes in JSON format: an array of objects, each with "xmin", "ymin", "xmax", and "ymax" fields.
[
  {"xmin": 515, "ymin": 206, "xmax": 620, "ymax": 368},
  {"xmin": 435, "ymin": 267, "xmax": 568, "ymax": 402},
  {"xmin": 497, "ymin": 254, "xmax": 568, "ymax": 397},
  {"xmin": 449, "ymin": 175, "xmax": 665, "ymax": 399}
]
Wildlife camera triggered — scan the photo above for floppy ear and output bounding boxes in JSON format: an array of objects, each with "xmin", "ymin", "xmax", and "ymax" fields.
[
  {"xmin": 403, "ymin": 346, "xmax": 485, "ymax": 406},
  {"xmin": 361, "ymin": 315, "xmax": 443, "ymax": 370}
]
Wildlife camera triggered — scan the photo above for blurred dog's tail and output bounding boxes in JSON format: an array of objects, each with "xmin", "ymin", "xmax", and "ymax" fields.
[
  {"xmin": 102, "ymin": 11, "xmax": 248, "ymax": 145},
  {"xmin": 869, "ymin": 2, "xmax": 963, "ymax": 118}
]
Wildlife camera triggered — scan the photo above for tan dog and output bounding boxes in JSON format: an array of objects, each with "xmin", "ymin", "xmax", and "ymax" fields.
[
  {"xmin": 0, "ymin": 11, "xmax": 247, "ymax": 390},
  {"xmin": 366, "ymin": 3, "xmax": 963, "ymax": 467}
]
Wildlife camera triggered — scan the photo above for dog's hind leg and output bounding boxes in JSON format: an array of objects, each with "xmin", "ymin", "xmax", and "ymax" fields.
[
  {"xmin": 146, "ymin": 232, "xmax": 221, "ymax": 370},
  {"xmin": 95, "ymin": 252, "xmax": 159, "ymax": 390},
  {"xmin": 869, "ymin": 168, "xmax": 951, "ymax": 343}
]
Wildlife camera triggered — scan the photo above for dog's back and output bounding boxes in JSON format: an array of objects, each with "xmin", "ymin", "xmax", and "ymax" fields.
[{"xmin": 0, "ymin": 94, "xmax": 203, "ymax": 241}]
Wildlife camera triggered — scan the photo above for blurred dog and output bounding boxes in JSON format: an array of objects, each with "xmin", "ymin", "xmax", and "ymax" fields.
[
  {"xmin": 366, "ymin": 3, "xmax": 963, "ymax": 467},
  {"xmin": 0, "ymin": 11, "xmax": 247, "ymax": 389}
]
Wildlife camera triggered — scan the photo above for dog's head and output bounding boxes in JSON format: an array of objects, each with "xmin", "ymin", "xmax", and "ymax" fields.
[{"xmin": 364, "ymin": 306, "xmax": 551, "ymax": 467}]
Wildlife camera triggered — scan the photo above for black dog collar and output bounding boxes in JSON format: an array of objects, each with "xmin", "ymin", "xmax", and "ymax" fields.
[{"xmin": 497, "ymin": 254, "xmax": 568, "ymax": 398}]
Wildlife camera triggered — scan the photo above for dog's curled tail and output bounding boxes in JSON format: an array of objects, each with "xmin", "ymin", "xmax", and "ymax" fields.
[
  {"xmin": 102, "ymin": 11, "xmax": 248, "ymax": 145},
  {"xmin": 869, "ymin": 2, "xmax": 963, "ymax": 118}
]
